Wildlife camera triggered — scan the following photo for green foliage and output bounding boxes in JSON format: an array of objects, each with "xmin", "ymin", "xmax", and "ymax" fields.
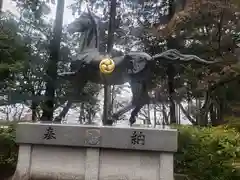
[
  {"xmin": 0, "ymin": 123, "xmax": 18, "ymax": 178},
  {"xmin": 0, "ymin": 14, "xmax": 29, "ymax": 79},
  {"xmin": 224, "ymin": 116, "xmax": 240, "ymax": 132},
  {"xmin": 175, "ymin": 125, "xmax": 240, "ymax": 180}
]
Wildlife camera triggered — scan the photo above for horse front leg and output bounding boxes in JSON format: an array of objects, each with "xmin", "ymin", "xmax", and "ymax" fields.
[
  {"xmin": 54, "ymin": 100, "xmax": 73, "ymax": 122},
  {"xmin": 55, "ymin": 76, "xmax": 88, "ymax": 122}
]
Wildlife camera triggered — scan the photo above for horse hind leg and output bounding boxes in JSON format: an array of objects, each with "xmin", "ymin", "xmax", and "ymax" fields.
[
  {"xmin": 129, "ymin": 82, "xmax": 150, "ymax": 126},
  {"xmin": 112, "ymin": 103, "xmax": 135, "ymax": 121},
  {"xmin": 129, "ymin": 104, "xmax": 145, "ymax": 126},
  {"xmin": 128, "ymin": 92, "xmax": 147, "ymax": 125}
]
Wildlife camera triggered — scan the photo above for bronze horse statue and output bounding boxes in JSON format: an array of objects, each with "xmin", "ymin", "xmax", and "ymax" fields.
[{"xmin": 56, "ymin": 9, "xmax": 218, "ymax": 125}]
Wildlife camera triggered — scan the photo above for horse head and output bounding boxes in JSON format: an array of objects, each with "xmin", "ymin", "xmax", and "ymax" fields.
[
  {"xmin": 67, "ymin": 13, "xmax": 93, "ymax": 34},
  {"xmin": 67, "ymin": 8, "xmax": 99, "ymax": 51},
  {"xmin": 65, "ymin": 7, "xmax": 102, "ymax": 75}
]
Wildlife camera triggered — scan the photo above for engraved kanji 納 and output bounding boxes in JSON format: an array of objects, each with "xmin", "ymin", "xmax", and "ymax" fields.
[{"xmin": 131, "ymin": 131, "xmax": 145, "ymax": 145}]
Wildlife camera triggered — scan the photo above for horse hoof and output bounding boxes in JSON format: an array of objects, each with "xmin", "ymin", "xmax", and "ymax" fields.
[
  {"xmin": 112, "ymin": 114, "xmax": 118, "ymax": 120},
  {"xmin": 129, "ymin": 117, "xmax": 136, "ymax": 126},
  {"xmin": 54, "ymin": 117, "xmax": 62, "ymax": 122},
  {"xmin": 104, "ymin": 119, "xmax": 114, "ymax": 126}
]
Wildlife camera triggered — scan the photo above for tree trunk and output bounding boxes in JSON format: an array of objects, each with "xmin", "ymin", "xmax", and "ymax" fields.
[
  {"xmin": 218, "ymin": 99, "xmax": 224, "ymax": 124},
  {"xmin": 103, "ymin": 0, "xmax": 116, "ymax": 125},
  {"xmin": 55, "ymin": 101, "xmax": 72, "ymax": 122},
  {"xmin": 212, "ymin": 99, "xmax": 224, "ymax": 126},
  {"xmin": 40, "ymin": 0, "xmax": 65, "ymax": 121},
  {"xmin": 0, "ymin": 0, "xmax": 3, "ymax": 12},
  {"xmin": 175, "ymin": 103, "xmax": 180, "ymax": 124},
  {"xmin": 111, "ymin": 85, "xmax": 115, "ymax": 113},
  {"xmin": 177, "ymin": 101, "xmax": 197, "ymax": 125},
  {"xmin": 167, "ymin": 65, "xmax": 176, "ymax": 124},
  {"xmin": 153, "ymin": 92, "xmax": 157, "ymax": 127},
  {"xmin": 196, "ymin": 98, "xmax": 201, "ymax": 124},
  {"xmin": 199, "ymin": 91, "xmax": 211, "ymax": 126},
  {"xmin": 162, "ymin": 104, "xmax": 168, "ymax": 125},
  {"xmin": 147, "ymin": 104, "xmax": 151, "ymax": 124},
  {"xmin": 103, "ymin": 85, "xmax": 112, "ymax": 125},
  {"xmin": 88, "ymin": 110, "xmax": 92, "ymax": 124},
  {"xmin": 31, "ymin": 89, "xmax": 40, "ymax": 122},
  {"xmin": 31, "ymin": 101, "xmax": 37, "ymax": 122},
  {"xmin": 210, "ymin": 103, "xmax": 217, "ymax": 125},
  {"xmin": 79, "ymin": 103, "xmax": 85, "ymax": 124},
  {"xmin": 167, "ymin": 0, "xmax": 177, "ymax": 124}
]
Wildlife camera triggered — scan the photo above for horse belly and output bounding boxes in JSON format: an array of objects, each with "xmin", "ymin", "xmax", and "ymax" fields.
[
  {"xmin": 88, "ymin": 71, "xmax": 126, "ymax": 85},
  {"xmin": 105, "ymin": 71, "xmax": 127, "ymax": 85}
]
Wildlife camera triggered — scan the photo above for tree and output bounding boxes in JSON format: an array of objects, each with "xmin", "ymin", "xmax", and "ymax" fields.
[
  {"xmin": 0, "ymin": 0, "xmax": 3, "ymax": 12},
  {"xmin": 0, "ymin": 12, "xmax": 29, "ymax": 86},
  {"xmin": 2, "ymin": 0, "xmax": 54, "ymax": 121},
  {"xmin": 153, "ymin": 0, "xmax": 240, "ymax": 125},
  {"xmin": 116, "ymin": 0, "xmax": 240, "ymax": 126},
  {"xmin": 102, "ymin": 0, "xmax": 117, "ymax": 125},
  {"xmin": 40, "ymin": 0, "xmax": 65, "ymax": 121}
]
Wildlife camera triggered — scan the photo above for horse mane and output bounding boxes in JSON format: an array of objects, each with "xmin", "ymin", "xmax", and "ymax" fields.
[
  {"xmin": 79, "ymin": 8, "xmax": 99, "ymax": 52},
  {"xmin": 87, "ymin": 7, "xmax": 99, "ymax": 50}
]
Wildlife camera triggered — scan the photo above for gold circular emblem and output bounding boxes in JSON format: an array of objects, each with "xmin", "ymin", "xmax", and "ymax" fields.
[{"xmin": 99, "ymin": 58, "xmax": 115, "ymax": 74}]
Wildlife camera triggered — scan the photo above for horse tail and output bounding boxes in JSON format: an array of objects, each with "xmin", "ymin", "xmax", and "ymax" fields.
[{"xmin": 87, "ymin": 7, "xmax": 99, "ymax": 50}]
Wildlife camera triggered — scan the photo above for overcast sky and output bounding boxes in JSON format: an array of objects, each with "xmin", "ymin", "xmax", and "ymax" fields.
[{"xmin": 3, "ymin": 0, "xmax": 75, "ymax": 25}]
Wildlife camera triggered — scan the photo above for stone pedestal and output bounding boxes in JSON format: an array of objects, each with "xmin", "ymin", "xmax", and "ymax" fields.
[{"xmin": 12, "ymin": 122, "xmax": 178, "ymax": 180}]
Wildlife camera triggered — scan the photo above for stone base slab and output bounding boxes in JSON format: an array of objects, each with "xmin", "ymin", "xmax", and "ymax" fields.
[
  {"xmin": 12, "ymin": 123, "xmax": 178, "ymax": 180},
  {"xmin": 12, "ymin": 145, "xmax": 174, "ymax": 180},
  {"xmin": 16, "ymin": 122, "xmax": 178, "ymax": 152}
]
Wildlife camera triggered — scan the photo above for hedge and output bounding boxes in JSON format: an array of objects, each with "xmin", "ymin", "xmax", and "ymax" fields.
[
  {"xmin": 0, "ymin": 123, "xmax": 239, "ymax": 180},
  {"xmin": 0, "ymin": 123, "xmax": 18, "ymax": 179},
  {"xmin": 175, "ymin": 125, "xmax": 240, "ymax": 180},
  {"xmin": 225, "ymin": 116, "xmax": 240, "ymax": 132}
]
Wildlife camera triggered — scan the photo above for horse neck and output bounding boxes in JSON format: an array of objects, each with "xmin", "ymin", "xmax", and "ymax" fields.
[{"xmin": 79, "ymin": 27, "xmax": 99, "ymax": 52}]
